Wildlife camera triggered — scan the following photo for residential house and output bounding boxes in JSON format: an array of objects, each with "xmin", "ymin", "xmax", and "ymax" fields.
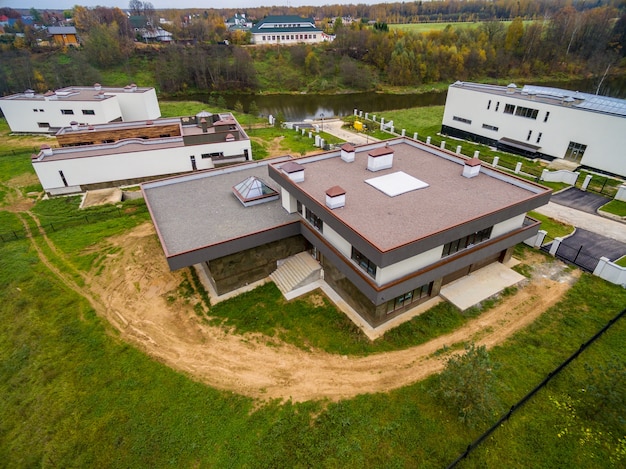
[
  {"xmin": 441, "ymin": 81, "xmax": 626, "ymax": 178},
  {"xmin": 143, "ymin": 137, "xmax": 550, "ymax": 328},
  {"xmin": 31, "ymin": 111, "xmax": 252, "ymax": 195},
  {"xmin": 47, "ymin": 26, "xmax": 78, "ymax": 46}
]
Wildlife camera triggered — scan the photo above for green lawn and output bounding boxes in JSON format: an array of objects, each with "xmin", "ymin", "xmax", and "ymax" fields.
[
  {"xmin": 600, "ymin": 199, "xmax": 626, "ymax": 218},
  {"xmin": 529, "ymin": 211, "xmax": 575, "ymax": 239},
  {"xmin": 389, "ymin": 20, "xmax": 528, "ymax": 34},
  {"xmin": 1, "ymin": 104, "xmax": 625, "ymax": 467}
]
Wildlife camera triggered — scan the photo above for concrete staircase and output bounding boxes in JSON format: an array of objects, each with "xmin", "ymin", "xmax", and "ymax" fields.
[{"xmin": 270, "ymin": 252, "xmax": 322, "ymax": 295}]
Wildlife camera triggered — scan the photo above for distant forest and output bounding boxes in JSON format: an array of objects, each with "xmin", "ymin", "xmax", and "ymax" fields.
[{"xmin": 1, "ymin": 0, "xmax": 625, "ymax": 96}]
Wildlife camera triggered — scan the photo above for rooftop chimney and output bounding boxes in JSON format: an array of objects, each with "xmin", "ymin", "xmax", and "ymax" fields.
[
  {"xmin": 506, "ymin": 83, "xmax": 517, "ymax": 94},
  {"xmin": 340, "ymin": 143, "xmax": 355, "ymax": 163},
  {"xmin": 94, "ymin": 83, "xmax": 102, "ymax": 91},
  {"xmin": 326, "ymin": 186, "xmax": 346, "ymax": 209},
  {"xmin": 225, "ymin": 133, "xmax": 235, "ymax": 142},
  {"xmin": 25, "ymin": 89, "xmax": 35, "ymax": 98},
  {"xmin": 200, "ymin": 117, "xmax": 208, "ymax": 133},
  {"xmin": 70, "ymin": 121, "xmax": 78, "ymax": 131},
  {"xmin": 462, "ymin": 157, "xmax": 481, "ymax": 178},
  {"xmin": 40, "ymin": 145, "xmax": 53, "ymax": 157},
  {"xmin": 367, "ymin": 145, "xmax": 393, "ymax": 171},
  {"xmin": 281, "ymin": 161, "xmax": 305, "ymax": 183}
]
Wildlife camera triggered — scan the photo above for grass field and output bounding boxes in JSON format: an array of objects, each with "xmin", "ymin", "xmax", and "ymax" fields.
[
  {"xmin": 389, "ymin": 20, "xmax": 528, "ymax": 33},
  {"xmin": 1, "ymin": 114, "xmax": 625, "ymax": 466}
]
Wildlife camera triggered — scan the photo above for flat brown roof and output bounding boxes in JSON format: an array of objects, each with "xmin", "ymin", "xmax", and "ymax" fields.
[{"xmin": 273, "ymin": 140, "xmax": 549, "ymax": 252}]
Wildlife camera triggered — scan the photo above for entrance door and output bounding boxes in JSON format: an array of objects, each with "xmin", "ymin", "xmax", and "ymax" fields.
[{"xmin": 564, "ymin": 141, "xmax": 587, "ymax": 163}]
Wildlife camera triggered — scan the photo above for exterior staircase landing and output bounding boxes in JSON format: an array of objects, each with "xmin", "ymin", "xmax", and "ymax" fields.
[
  {"xmin": 546, "ymin": 158, "xmax": 580, "ymax": 171},
  {"xmin": 270, "ymin": 252, "xmax": 322, "ymax": 295}
]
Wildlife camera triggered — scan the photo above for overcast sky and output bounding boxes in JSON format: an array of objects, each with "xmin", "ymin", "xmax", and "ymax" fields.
[{"xmin": 4, "ymin": 0, "xmax": 390, "ymax": 11}]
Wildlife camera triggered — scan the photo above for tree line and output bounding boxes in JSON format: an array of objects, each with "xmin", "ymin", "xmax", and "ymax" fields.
[{"xmin": 0, "ymin": 2, "xmax": 625, "ymax": 97}]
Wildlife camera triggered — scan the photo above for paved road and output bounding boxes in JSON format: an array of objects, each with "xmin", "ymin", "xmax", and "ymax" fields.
[
  {"xmin": 534, "ymin": 202, "xmax": 626, "ymax": 244},
  {"xmin": 551, "ymin": 187, "xmax": 611, "ymax": 214}
]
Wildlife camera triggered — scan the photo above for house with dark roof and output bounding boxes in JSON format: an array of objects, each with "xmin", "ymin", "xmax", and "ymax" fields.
[
  {"xmin": 441, "ymin": 81, "xmax": 626, "ymax": 178},
  {"xmin": 47, "ymin": 26, "xmax": 78, "ymax": 46},
  {"xmin": 143, "ymin": 137, "xmax": 550, "ymax": 329},
  {"xmin": 225, "ymin": 13, "xmax": 252, "ymax": 31},
  {"xmin": 250, "ymin": 15, "xmax": 332, "ymax": 45}
]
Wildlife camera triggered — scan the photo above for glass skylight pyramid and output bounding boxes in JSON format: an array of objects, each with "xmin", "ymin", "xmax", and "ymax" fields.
[{"xmin": 232, "ymin": 176, "xmax": 279, "ymax": 207}]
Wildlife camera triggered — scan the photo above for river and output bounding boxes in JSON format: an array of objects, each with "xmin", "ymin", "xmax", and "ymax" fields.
[{"xmin": 187, "ymin": 76, "xmax": 626, "ymax": 122}]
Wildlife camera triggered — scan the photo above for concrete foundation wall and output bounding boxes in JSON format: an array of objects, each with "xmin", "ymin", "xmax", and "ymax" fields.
[{"xmin": 207, "ymin": 235, "xmax": 307, "ymax": 295}]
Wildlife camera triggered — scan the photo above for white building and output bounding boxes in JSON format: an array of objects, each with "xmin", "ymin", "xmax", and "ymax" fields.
[
  {"xmin": 250, "ymin": 15, "xmax": 332, "ymax": 45},
  {"xmin": 441, "ymin": 81, "xmax": 626, "ymax": 178},
  {"xmin": 0, "ymin": 84, "xmax": 161, "ymax": 134},
  {"xmin": 32, "ymin": 112, "xmax": 251, "ymax": 195}
]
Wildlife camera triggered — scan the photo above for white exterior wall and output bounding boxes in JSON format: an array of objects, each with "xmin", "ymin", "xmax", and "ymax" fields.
[
  {"xmin": 112, "ymin": 88, "xmax": 161, "ymax": 121},
  {"xmin": 442, "ymin": 85, "xmax": 626, "ymax": 177},
  {"xmin": 322, "ymin": 223, "xmax": 352, "ymax": 258},
  {"xmin": 32, "ymin": 139, "xmax": 252, "ymax": 191},
  {"xmin": 251, "ymin": 32, "xmax": 323, "ymax": 45},
  {"xmin": 490, "ymin": 213, "xmax": 526, "ymax": 239},
  {"xmin": 281, "ymin": 188, "xmax": 298, "ymax": 213},
  {"xmin": 0, "ymin": 96, "xmax": 122, "ymax": 133},
  {"xmin": 376, "ymin": 246, "xmax": 443, "ymax": 285}
]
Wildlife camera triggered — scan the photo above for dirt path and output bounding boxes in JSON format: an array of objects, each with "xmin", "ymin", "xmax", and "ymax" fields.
[{"xmin": 70, "ymin": 222, "xmax": 576, "ymax": 402}]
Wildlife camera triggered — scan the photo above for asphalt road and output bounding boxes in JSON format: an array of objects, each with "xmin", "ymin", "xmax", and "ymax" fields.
[{"xmin": 550, "ymin": 187, "xmax": 611, "ymax": 214}]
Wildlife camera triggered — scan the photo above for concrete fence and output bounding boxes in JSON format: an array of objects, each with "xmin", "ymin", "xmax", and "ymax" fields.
[
  {"xmin": 594, "ymin": 257, "xmax": 626, "ymax": 287},
  {"xmin": 540, "ymin": 169, "xmax": 579, "ymax": 185}
]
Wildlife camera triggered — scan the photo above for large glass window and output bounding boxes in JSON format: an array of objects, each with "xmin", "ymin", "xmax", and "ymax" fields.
[
  {"xmin": 305, "ymin": 208, "xmax": 323, "ymax": 232},
  {"xmin": 351, "ymin": 247, "xmax": 376, "ymax": 278},
  {"xmin": 442, "ymin": 227, "xmax": 493, "ymax": 257},
  {"xmin": 386, "ymin": 283, "xmax": 433, "ymax": 314},
  {"xmin": 504, "ymin": 104, "xmax": 515, "ymax": 114},
  {"xmin": 564, "ymin": 141, "xmax": 587, "ymax": 162}
]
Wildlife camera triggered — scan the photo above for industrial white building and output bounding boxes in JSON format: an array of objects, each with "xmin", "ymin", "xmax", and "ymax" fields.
[
  {"xmin": 250, "ymin": 15, "xmax": 332, "ymax": 45},
  {"xmin": 441, "ymin": 81, "xmax": 626, "ymax": 178},
  {"xmin": 0, "ymin": 84, "xmax": 161, "ymax": 134},
  {"xmin": 32, "ymin": 112, "xmax": 251, "ymax": 195}
]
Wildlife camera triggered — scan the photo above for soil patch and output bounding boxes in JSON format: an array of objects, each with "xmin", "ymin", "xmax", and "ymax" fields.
[{"xmin": 82, "ymin": 223, "xmax": 579, "ymax": 402}]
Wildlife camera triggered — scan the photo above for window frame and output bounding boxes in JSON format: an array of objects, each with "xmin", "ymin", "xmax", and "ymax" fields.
[{"xmin": 351, "ymin": 247, "xmax": 377, "ymax": 278}]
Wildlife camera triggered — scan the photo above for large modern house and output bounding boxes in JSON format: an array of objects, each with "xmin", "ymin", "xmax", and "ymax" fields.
[
  {"xmin": 32, "ymin": 112, "xmax": 251, "ymax": 195},
  {"xmin": 250, "ymin": 15, "xmax": 331, "ymax": 45},
  {"xmin": 441, "ymin": 81, "xmax": 626, "ymax": 178},
  {"xmin": 0, "ymin": 84, "xmax": 161, "ymax": 133},
  {"xmin": 143, "ymin": 137, "xmax": 550, "ymax": 328}
]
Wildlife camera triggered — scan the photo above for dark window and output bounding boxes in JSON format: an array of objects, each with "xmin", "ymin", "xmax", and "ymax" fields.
[
  {"xmin": 527, "ymin": 130, "xmax": 532, "ymax": 141},
  {"xmin": 495, "ymin": 102, "xmax": 500, "ymax": 112},
  {"xmin": 297, "ymin": 200, "xmax": 303, "ymax": 215},
  {"xmin": 487, "ymin": 100, "xmax": 491, "ymax": 110},
  {"xmin": 37, "ymin": 122, "xmax": 50, "ymax": 128},
  {"xmin": 305, "ymin": 208, "xmax": 323, "ymax": 232},
  {"xmin": 442, "ymin": 227, "xmax": 493, "ymax": 257},
  {"xmin": 82, "ymin": 109, "xmax": 95, "ymax": 115},
  {"xmin": 190, "ymin": 155, "xmax": 197, "ymax": 171},
  {"xmin": 61, "ymin": 109, "xmax": 74, "ymax": 115},
  {"xmin": 159, "ymin": 134, "xmax": 170, "ymax": 138},
  {"xmin": 515, "ymin": 106, "xmax": 539, "ymax": 119},
  {"xmin": 59, "ymin": 170, "xmax": 68, "ymax": 187},
  {"xmin": 544, "ymin": 111, "xmax": 550, "ymax": 123},
  {"xmin": 33, "ymin": 108, "xmax": 38, "ymax": 112},
  {"xmin": 201, "ymin": 152, "xmax": 224, "ymax": 159},
  {"xmin": 536, "ymin": 132, "xmax": 542, "ymax": 144},
  {"xmin": 386, "ymin": 283, "xmax": 432, "ymax": 314},
  {"xmin": 351, "ymin": 247, "xmax": 376, "ymax": 278},
  {"xmin": 482, "ymin": 124, "xmax": 499, "ymax": 131},
  {"xmin": 453, "ymin": 116, "xmax": 471, "ymax": 124},
  {"xmin": 504, "ymin": 104, "xmax": 515, "ymax": 114}
]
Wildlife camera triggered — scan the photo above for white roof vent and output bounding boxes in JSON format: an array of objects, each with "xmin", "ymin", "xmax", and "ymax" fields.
[
  {"xmin": 340, "ymin": 143, "xmax": 355, "ymax": 163},
  {"xmin": 367, "ymin": 146, "xmax": 393, "ymax": 172},
  {"xmin": 462, "ymin": 157, "xmax": 481, "ymax": 178},
  {"xmin": 25, "ymin": 89, "xmax": 35, "ymax": 98},
  {"xmin": 325, "ymin": 186, "xmax": 346, "ymax": 209},
  {"xmin": 281, "ymin": 161, "xmax": 305, "ymax": 183},
  {"xmin": 94, "ymin": 83, "xmax": 102, "ymax": 91},
  {"xmin": 40, "ymin": 145, "xmax": 53, "ymax": 156}
]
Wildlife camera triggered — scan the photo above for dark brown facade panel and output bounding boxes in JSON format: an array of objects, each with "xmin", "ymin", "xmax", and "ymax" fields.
[
  {"xmin": 166, "ymin": 222, "xmax": 301, "ymax": 271},
  {"xmin": 207, "ymin": 235, "xmax": 307, "ymax": 295}
]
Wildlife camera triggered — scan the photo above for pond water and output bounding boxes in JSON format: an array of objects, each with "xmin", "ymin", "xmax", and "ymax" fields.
[{"xmin": 185, "ymin": 76, "xmax": 626, "ymax": 122}]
